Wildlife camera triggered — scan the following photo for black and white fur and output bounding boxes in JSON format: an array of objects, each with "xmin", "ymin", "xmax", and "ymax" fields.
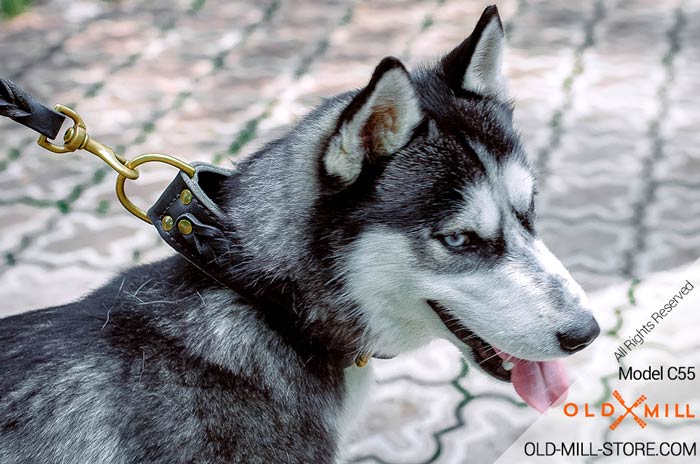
[{"xmin": 0, "ymin": 6, "xmax": 599, "ymax": 463}]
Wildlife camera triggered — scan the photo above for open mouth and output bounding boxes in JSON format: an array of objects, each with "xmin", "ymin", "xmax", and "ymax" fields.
[
  {"xmin": 427, "ymin": 300, "xmax": 511, "ymax": 382},
  {"xmin": 427, "ymin": 300, "xmax": 570, "ymax": 412}
]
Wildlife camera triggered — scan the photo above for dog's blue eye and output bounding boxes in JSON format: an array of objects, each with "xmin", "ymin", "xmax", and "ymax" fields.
[{"xmin": 442, "ymin": 232, "xmax": 469, "ymax": 248}]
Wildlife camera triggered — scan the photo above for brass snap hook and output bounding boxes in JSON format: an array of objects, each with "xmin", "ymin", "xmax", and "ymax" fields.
[
  {"xmin": 35, "ymin": 104, "xmax": 196, "ymax": 224},
  {"xmin": 115, "ymin": 154, "xmax": 196, "ymax": 224},
  {"xmin": 37, "ymin": 104, "xmax": 139, "ymax": 180}
]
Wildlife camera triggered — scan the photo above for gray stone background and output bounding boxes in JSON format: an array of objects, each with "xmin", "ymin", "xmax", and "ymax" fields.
[{"xmin": 1, "ymin": 0, "xmax": 699, "ymax": 462}]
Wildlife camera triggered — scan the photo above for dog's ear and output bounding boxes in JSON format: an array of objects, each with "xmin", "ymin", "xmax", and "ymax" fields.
[
  {"xmin": 324, "ymin": 57, "xmax": 422, "ymax": 185},
  {"xmin": 442, "ymin": 5, "xmax": 507, "ymax": 99}
]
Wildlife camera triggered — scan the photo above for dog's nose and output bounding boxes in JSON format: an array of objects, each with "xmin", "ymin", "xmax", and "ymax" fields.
[{"xmin": 557, "ymin": 315, "xmax": 600, "ymax": 353}]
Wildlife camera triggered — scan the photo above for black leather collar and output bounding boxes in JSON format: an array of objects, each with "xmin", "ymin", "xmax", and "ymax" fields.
[
  {"xmin": 148, "ymin": 162, "xmax": 235, "ymax": 287},
  {"xmin": 148, "ymin": 165, "xmax": 373, "ymax": 369}
]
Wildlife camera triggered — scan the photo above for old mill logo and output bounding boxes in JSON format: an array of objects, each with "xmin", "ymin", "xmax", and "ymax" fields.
[{"xmin": 563, "ymin": 390, "xmax": 695, "ymax": 430}]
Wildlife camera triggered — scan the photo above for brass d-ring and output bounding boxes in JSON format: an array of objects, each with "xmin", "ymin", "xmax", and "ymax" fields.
[{"xmin": 115, "ymin": 154, "xmax": 196, "ymax": 223}]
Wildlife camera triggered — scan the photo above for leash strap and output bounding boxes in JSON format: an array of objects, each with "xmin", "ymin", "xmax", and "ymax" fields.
[{"xmin": 0, "ymin": 78, "xmax": 66, "ymax": 139}]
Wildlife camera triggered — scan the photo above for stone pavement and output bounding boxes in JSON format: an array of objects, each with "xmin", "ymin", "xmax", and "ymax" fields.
[{"xmin": 1, "ymin": 0, "xmax": 699, "ymax": 462}]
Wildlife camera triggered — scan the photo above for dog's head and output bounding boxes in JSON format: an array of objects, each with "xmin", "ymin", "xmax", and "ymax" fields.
[{"xmin": 316, "ymin": 5, "xmax": 599, "ymax": 411}]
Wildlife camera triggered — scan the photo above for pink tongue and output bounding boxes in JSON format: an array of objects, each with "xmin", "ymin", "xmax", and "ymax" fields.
[{"xmin": 498, "ymin": 351, "xmax": 569, "ymax": 413}]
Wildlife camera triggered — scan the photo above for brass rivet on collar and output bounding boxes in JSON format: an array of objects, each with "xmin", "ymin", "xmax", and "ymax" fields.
[
  {"xmin": 177, "ymin": 218, "xmax": 193, "ymax": 235},
  {"xmin": 355, "ymin": 353, "xmax": 371, "ymax": 368},
  {"xmin": 180, "ymin": 189, "xmax": 193, "ymax": 205},
  {"xmin": 161, "ymin": 215, "xmax": 174, "ymax": 231}
]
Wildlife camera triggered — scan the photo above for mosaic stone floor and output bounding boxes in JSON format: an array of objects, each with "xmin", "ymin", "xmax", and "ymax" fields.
[{"xmin": 1, "ymin": 1, "xmax": 699, "ymax": 462}]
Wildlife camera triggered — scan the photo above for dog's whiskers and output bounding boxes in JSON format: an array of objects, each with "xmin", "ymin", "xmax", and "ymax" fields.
[{"xmin": 477, "ymin": 349, "xmax": 502, "ymax": 366}]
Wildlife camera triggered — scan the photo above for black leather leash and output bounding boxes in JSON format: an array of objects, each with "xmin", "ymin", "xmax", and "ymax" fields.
[
  {"xmin": 0, "ymin": 78, "xmax": 66, "ymax": 139},
  {"xmin": 0, "ymin": 78, "xmax": 368, "ymax": 368}
]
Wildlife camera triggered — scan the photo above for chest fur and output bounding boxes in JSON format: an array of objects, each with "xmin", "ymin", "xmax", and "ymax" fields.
[{"xmin": 336, "ymin": 364, "xmax": 374, "ymax": 458}]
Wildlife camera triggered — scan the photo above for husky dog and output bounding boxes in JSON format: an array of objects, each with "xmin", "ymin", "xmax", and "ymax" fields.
[{"xmin": 0, "ymin": 5, "xmax": 599, "ymax": 463}]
